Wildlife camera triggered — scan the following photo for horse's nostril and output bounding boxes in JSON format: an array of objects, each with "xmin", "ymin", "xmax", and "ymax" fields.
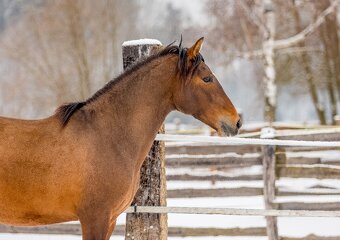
[{"xmin": 236, "ymin": 119, "xmax": 242, "ymax": 129}]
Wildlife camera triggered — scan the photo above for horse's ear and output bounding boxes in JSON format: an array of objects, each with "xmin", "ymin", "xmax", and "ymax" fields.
[{"xmin": 187, "ymin": 37, "xmax": 204, "ymax": 60}]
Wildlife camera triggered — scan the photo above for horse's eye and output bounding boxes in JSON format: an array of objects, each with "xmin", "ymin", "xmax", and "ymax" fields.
[{"xmin": 202, "ymin": 77, "xmax": 212, "ymax": 83}]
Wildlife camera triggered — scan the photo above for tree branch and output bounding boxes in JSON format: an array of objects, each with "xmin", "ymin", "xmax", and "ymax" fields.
[
  {"xmin": 235, "ymin": 46, "xmax": 322, "ymax": 59},
  {"xmin": 273, "ymin": 0, "xmax": 340, "ymax": 49},
  {"xmin": 237, "ymin": 0, "xmax": 268, "ymax": 35}
]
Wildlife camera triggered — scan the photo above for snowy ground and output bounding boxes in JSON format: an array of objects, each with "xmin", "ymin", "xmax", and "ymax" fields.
[
  {"xmin": 0, "ymin": 234, "xmax": 269, "ymax": 240},
  {"xmin": 1, "ymin": 148, "xmax": 340, "ymax": 239}
]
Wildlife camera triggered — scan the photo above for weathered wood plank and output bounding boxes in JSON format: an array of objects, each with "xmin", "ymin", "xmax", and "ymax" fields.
[
  {"xmin": 0, "ymin": 223, "xmax": 83, "ymax": 235},
  {"xmin": 167, "ymin": 187, "xmax": 263, "ymax": 198},
  {"xmin": 166, "ymin": 174, "xmax": 263, "ymax": 181},
  {"xmin": 284, "ymin": 146, "xmax": 340, "ymax": 152},
  {"xmin": 166, "ymin": 156, "xmax": 262, "ymax": 168},
  {"xmin": 321, "ymin": 160, "xmax": 340, "ymax": 166},
  {"xmin": 166, "ymin": 158, "xmax": 333, "ymax": 169},
  {"xmin": 166, "ymin": 144, "xmax": 261, "ymax": 155},
  {"xmin": 278, "ymin": 165, "xmax": 340, "ymax": 179},
  {"xmin": 168, "ymin": 226, "xmax": 266, "ymax": 236},
  {"xmin": 166, "ymin": 156, "xmax": 322, "ymax": 168},
  {"xmin": 262, "ymin": 144, "xmax": 279, "ymax": 240},
  {"xmin": 277, "ymin": 157, "xmax": 321, "ymax": 165},
  {"xmin": 278, "ymin": 201, "xmax": 340, "ymax": 210},
  {"xmin": 165, "ymin": 188, "xmax": 340, "ymax": 198},
  {"xmin": 0, "ymin": 224, "xmax": 266, "ymax": 237},
  {"xmin": 278, "ymin": 190, "xmax": 340, "ymax": 196}
]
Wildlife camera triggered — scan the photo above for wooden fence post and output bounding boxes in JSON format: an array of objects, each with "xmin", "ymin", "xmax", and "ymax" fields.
[
  {"xmin": 261, "ymin": 128, "xmax": 279, "ymax": 240},
  {"xmin": 122, "ymin": 39, "xmax": 168, "ymax": 240}
]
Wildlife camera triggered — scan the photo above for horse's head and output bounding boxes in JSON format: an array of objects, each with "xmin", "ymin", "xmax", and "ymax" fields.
[{"xmin": 172, "ymin": 37, "xmax": 241, "ymax": 136}]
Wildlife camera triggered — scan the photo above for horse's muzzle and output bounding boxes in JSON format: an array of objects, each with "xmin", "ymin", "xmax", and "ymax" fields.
[{"xmin": 219, "ymin": 121, "xmax": 239, "ymax": 137}]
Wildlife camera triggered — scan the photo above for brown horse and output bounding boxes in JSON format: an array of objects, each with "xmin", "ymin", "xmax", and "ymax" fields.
[{"xmin": 0, "ymin": 38, "xmax": 241, "ymax": 239}]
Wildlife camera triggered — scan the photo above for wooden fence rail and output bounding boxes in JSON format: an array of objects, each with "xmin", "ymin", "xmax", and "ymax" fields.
[
  {"xmin": 1, "ymin": 223, "xmax": 339, "ymax": 239},
  {"xmin": 166, "ymin": 174, "xmax": 263, "ymax": 181},
  {"xmin": 0, "ymin": 224, "xmax": 267, "ymax": 237},
  {"xmin": 167, "ymin": 188, "xmax": 340, "ymax": 198}
]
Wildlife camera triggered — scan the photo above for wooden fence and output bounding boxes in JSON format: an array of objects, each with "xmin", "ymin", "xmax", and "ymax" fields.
[
  {"xmin": 1, "ymin": 127, "xmax": 340, "ymax": 239},
  {"xmin": 163, "ymin": 128, "xmax": 340, "ymax": 239}
]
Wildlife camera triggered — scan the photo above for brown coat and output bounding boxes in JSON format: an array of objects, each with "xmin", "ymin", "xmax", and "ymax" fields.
[{"xmin": 0, "ymin": 38, "xmax": 240, "ymax": 240}]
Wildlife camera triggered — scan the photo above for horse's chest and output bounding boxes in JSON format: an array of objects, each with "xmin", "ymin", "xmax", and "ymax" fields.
[
  {"xmin": 96, "ymin": 171, "xmax": 140, "ymax": 215},
  {"xmin": 118, "ymin": 171, "xmax": 140, "ymax": 203},
  {"xmin": 88, "ymin": 155, "xmax": 143, "ymax": 213},
  {"xmin": 92, "ymin": 165, "xmax": 140, "ymax": 201}
]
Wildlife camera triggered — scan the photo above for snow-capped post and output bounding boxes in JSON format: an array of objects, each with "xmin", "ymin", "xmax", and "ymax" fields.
[
  {"xmin": 122, "ymin": 39, "xmax": 168, "ymax": 240},
  {"xmin": 262, "ymin": 0, "xmax": 276, "ymax": 123},
  {"xmin": 261, "ymin": 127, "xmax": 279, "ymax": 240}
]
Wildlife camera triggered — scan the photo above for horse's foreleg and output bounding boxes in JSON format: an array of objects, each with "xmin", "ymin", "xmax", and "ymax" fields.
[
  {"xmin": 80, "ymin": 215, "xmax": 111, "ymax": 240},
  {"xmin": 105, "ymin": 219, "xmax": 117, "ymax": 240}
]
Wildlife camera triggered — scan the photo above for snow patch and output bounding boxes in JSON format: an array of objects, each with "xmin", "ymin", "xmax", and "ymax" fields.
[
  {"xmin": 166, "ymin": 166, "xmax": 263, "ymax": 177},
  {"xmin": 167, "ymin": 152, "xmax": 260, "ymax": 159},
  {"xmin": 122, "ymin": 39, "xmax": 162, "ymax": 46},
  {"xmin": 157, "ymin": 134, "xmax": 340, "ymax": 147},
  {"xmin": 166, "ymin": 180, "xmax": 264, "ymax": 190},
  {"xmin": 260, "ymin": 127, "xmax": 276, "ymax": 138}
]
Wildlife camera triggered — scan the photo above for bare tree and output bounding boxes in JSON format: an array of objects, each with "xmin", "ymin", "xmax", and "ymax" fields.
[
  {"xmin": 0, "ymin": 0, "xmax": 139, "ymax": 118},
  {"xmin": 315, "ymin": 0, "xmax": 340, "ymax": 122},
  {"xmin": 262, "ymin": 0, "xmax": 277, "ymax": 123}
]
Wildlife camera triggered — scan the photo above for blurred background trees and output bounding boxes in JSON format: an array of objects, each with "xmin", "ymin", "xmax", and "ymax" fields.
[
  {"xmin": 204, "ymin": 0, "xmax": 340, "ymax": 125},
  {"xmin": 0, "ymin": 0, "xmax": 339, "ymax": 125},
  {"xmin": 0, "ymin": 0, "xmax": 138, "ymax": 117}
]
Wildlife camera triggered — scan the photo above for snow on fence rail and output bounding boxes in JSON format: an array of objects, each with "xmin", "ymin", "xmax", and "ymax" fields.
[{"xmin": 155, "ymin": 134, "xmax": 340, "ymax": 147}]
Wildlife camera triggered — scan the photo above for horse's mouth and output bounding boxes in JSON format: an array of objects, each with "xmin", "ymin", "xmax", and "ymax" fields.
[{"xmin": 218, "ymin": 122, "xmax": 239, "ymax": 137}]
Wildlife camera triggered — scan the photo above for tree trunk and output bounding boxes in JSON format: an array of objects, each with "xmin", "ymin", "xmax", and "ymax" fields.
[
  {"xmin": 290, "ymin": 0, "xmax": 327, "ymax": 125},
  {"xmin": 316, "ymin": 0, "xmax": 340, "ymax": 99},
  {"xmin": 262, "ymin": 0, "xmax": 277, "ymax": 123},
  {"xmin": 319, "ymin": 21, "xmax": 337, "ymax": 124},
  {"xmin": 122, "ymin": 40, "xmax": 168, "ymax": 240},
  {"xmin": 315, "ymin": 0, "xmax": 340, "ymax": 122}
]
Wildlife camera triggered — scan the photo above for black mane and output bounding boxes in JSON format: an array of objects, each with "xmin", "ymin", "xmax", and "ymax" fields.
[{"xmin": 56, "ymin": 41, "xmax": 204, "ymax": 127}]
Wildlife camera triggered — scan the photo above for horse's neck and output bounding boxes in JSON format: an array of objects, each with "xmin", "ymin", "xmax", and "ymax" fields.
[{"xmin": 87, "ymin": 57, "xmax": 176, "ymax": 164}]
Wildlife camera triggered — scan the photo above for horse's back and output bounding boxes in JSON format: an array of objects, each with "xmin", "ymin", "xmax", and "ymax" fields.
[
  {"xmin": 0, "ymin": 116, "xmax": 58, "ymax": 163},
  {"xmin": 0, "ymin": 115, "xmax": 82, "ymax": 225}
]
